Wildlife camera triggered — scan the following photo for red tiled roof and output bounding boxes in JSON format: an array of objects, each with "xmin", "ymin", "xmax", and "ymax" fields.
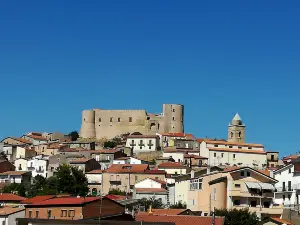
[
  {"xmin": 29, "ymin": 196, "xmax": 100, "ymax": 206},
  {"xmin": 21, "ymin": 195, "xmax": 70, "ymax": 204},
  {"xmin": 0, "ymin": 193, "xmax": 26, "ymax": 202},
  {"xmin": 137, "ymin": 209, "xmax": 187, "ymax": 216},
  {"xmin": 223, "ymin": 167, "xmax": 272, "ymax": 177},
  {"xmin": 208, "ymin": 147, "xmax": 266, "ymax": 155},
  {"xmin": 0, "ymin": 207, "xmax": 25, "ymax": 215},
  {"xmin": 135, "ymin": 188, "xmax": 167, "ymax": 193},
  {"xmin": 136, "ymin": 214, "xmax": 224, "ymax": 225},
  {"xmin": 89, "ymin": 149, "xmax": 121, "ymax": 154},
  {"xmin": 144, "ymin": 170, "xmax": 166, "ymax": 174},
  {"xmin": 11, "ymin": 137, "xmax": 32, "ymax": 144},
  {"xmin": 70, "ymin": 158, "xmax": 90, "ymax": 163},
  {"xmin": 184, "ymin": 154, "xmax": 207, "ymax": 159},
  {"xmin": 149, "ymin": 178, "xmax": 166, "ymax": 185},
  {"xmin": 105, "ymin": 164, "xmax": 149, "ymax": 173},
  {"xmin": 163, "ymin": 148, "xmax": 200, "ymax": 153},
  {"xmin": 105, "ymin": 194, "xmax": 126, "ymax": 201},
  {"xmin": 158, "ymin": 162, "xmax": 187, "ymax": 169},
  {"xmin": 159, "ymin": 133, "xmax": 185, "ymax": 137},
  {"xmin": 27, "ymin": 135, "xmax": 47, "ymax": 141},
  {"xmin": 86, "ymin": 169, "xmax": 103, "ymax": 174},
  {"xmin": 271, "ymin": 217, "xmax": 293, "ymax": 225},
  {"xmin": 127, "ymin": 135, "xmax": 158, "ymax": 138}
]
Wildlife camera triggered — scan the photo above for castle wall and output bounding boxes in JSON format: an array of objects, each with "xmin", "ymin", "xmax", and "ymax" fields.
[{"xmin": 80, "ymin": 110, "xmax": 96, "ymax": 138}]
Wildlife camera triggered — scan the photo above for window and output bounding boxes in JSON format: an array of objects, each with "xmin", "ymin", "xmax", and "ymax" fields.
[
  {"xmin": 238, "ymin": 147, "xmax": 242, "ymax": 149},
  {"xmin": 233, "ymin": 200, "xmax": 240, "ymax": 206},
  {"xmin": 283, "ymin": 182, "xmax": 286, "ymax": 191},
  {"xmin": 289, "ymin": 168, "xmax": 292, "ymax": 173},
  {"xmin": 283, "ymin": 195, "xmax": 285, "ymax": 200},
  {"xmin": 214, "ymin": 145, "xmax": 218, "ymax": 147},
  {"xmin": 247, "ymin": 171, "xmax": 250, "ymax": 177},
  {"xmin": 233, "ymin": 154, "xmax": 236, "ymax": 159},
  {"xmin": 271, "ymin": 154, "xmax": 274, "ymax": 160},
  {"xmin": 235, "ymin": 184, "xmax": 241, "ymax": 188},
  {"xmin": 61, "ymin": 210, "xmax": 67, "ymax": 217},
  {"xmin": 221, "ymin": 153, "xmax": 224, "ymax": 158},
  {"xmin": 172, "ymin": 117, "xmax": 175, "ymax": 121},
  {"xmin": 288, "ymin": 181, "xmax": 292, "ymax": 191},
  {"xmin": 99, "ymin": 117, "xmax": 101, "ymax": 122},
  {"xmin": 204, "ymin": 213, "xmax": 208, "ymax": 216},
  {"xmin": 68, "ymin": 210, "xmax": 75, "ymax": 217},
  {"xmin": 47, "ymin": 210, "xmax": 52, "ymax": 218},
  {"xmin": 36, "ymin": 211, "xmax": 39, "ymax": 218},
  {"xmin": 238, "ymin": 132, "xmax": 241, "ymax": 137},
  {"xmin": 288, "ymin": 194, "xmax": 291, "ymax": 200},
  {"xmin": 29, "ymin": 210, "xmax": 32, "ymax": 218},
  {"xmin": 190, "ymin": 178, "xmax": 203, "ymax": 190},
  {"xmin": 110, "ymin": 117, "xmax": 113, "ymax": 122},
  {"xmin": 122, "ymin": 166, "xmax": 132, "ymax": 170},
  {"xmin": 118, "ymin": 117, "xmax": 121, "ymax": 122},
  {"xmin": 230, "ymin": 132, "xmax": 233, "ymax": 138},
  {"xmin": 129, "ymin": 117, "xmax": 132, "ymax": 122},
  {"xmin": 240, "ymin": 171, "xmax": 244, "ymax": 177},
  {"xmin": 248, "ymin": 147, "xmax": 252, "ymax": 149},
  {"xmin": 213, "ymin": 187, "xmax": 217, "ymax": 200},
  {"xmin": 229, "ymin": 146, "xmax": 233, "ymax": 148},
  {"xmin": 172, "ymin": 109, "xmax": 175, "ymax": 112},
  {"xmin": 214, "ymin": 153, "xmax": 217, "ymax": 157}
]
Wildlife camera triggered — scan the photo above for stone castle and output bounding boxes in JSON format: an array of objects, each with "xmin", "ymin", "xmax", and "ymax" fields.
[{"xmin": 80, "ymin": 104, "xmax": 184, "ymax": 139}]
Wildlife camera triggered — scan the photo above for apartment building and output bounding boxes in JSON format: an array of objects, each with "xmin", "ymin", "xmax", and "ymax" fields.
[
  {"xmin": 86, "ymin": 169, "xmax": 103, "ymax": 196},
  {"xmin": 24, "ymin": 196, "xmax": 124, "ymax": 220},
  {"xmin": 0, "ymin": 171, "xmax": 32, "ymax": 189},
  {"xmin": 90, "ymin": 149, "xmax": 126, "ymax": 169},
  {"xmin": 273, "ymin": 159, "xmax": 300, "ymax": 207},
  {"xmin": 101, "ymin": 164, "xmax": 166, "ymax": 194},
  {"xmin": 188, "ymin": 167, "xmax": 282, "ymax": 219}
]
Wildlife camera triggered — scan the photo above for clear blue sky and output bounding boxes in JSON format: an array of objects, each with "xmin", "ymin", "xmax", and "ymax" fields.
[{"xmin": 0, "ymin": 1, "xmax": 299, "ymax": 156}]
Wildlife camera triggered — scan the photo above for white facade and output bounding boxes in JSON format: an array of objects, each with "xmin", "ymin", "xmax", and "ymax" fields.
[
  {"xmin": 158, "ymin": 167, "xmax": 188, "ymax": 175},
  {"xmin": 15, "ymin": 146, "xmax": 27, "ymax": 159},
  {"xmin": 274, "ymin": 163, "xmax": 300, "ymax": 207},
  {"xmin": 0, "ymin": 209, "xmax": 25, "ymax": 225},
  {"xmin": 86, "ymin": 173, "xmax": 102, "ymax": 184},
  {"xmin": 135, "ymin": 178, "xmax": 163, "ymax": 189},
  {"xmin": 175, "ymin": 179, "xmax": 189, "ymax": 204},
  {"xmin": 200, "ymin": 141, "xmax": 267, "ymax": 168},
  {"xmin": 27, "ymin": 155, "xmax": 49, "ymax": 178},
  {"xmin": 14, "ymin": 159, "xmax": 28, "ymax": 171},
  {"xmin": 125, "ymin": 136, "xmax": 158, "ymax": 153},
  {"xmin": 113, "ymin": 157, "xmax": 142, "ymax": 165}
]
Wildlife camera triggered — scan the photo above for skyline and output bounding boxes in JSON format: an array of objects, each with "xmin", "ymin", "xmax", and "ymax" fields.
[{"xmin": 1, "ymin": 1, "xmax": 300, "ymax": 156}]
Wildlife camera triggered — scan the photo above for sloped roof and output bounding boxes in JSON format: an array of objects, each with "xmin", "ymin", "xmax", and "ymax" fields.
[
  {"xmin": 27, "ymin": 196, "xmax": 100, "ymax": 206},
  {"xmin": 0, "ymin": 193, "xmax": 26, "ymax": 202},
  {"xmin": 158, "ymin": 162, "xmax": 187, "ymax": 169},
  {"xmin": 0, "ymin": 207, "xmax": 25, "ymax": 215},
  {"xmin": 21, "ymin": 195, "xmax": 70, "ymax": 204},
  {"xmin": 105, "ymin": 164, "xmax": 149, "ymax": 173}
]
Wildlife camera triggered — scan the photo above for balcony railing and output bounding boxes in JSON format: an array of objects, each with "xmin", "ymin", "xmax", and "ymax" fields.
[
  {"xmin": 233, "ymin": 205, "xmax": 283, "ymax": 215},
  {"xmin": 275, "ymin": 187, "xmax": 294, "ymax": 192}
]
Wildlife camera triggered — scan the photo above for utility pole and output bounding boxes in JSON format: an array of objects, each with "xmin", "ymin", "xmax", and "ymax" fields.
[{"xmin": 212, "ymin": 207, "xmax": 215, "ymax": 225}]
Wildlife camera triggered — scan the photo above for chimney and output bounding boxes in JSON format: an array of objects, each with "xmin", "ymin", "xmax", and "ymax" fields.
[
  {"xmin": 148, "ymin": 205, "xmax": 153, "ymax": 214},
  {"xmin": 191, "ymin": 170, "xmax": 195, "ymax": 179}
]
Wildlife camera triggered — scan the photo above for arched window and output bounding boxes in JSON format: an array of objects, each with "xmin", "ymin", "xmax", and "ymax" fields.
[
  {"xmin": 230, "ymin": 132, "xmax": 233, "ymax": 138},
  {"xmin": 238, "ymin": 132, "xmax": 241, "ymax": 137}
]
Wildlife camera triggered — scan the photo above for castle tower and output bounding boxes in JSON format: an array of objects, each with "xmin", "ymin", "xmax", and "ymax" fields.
[
  {"xmin": 228, "ymin": 113, "xmax": 245, "ymax": 143},
  {"xmin": 162, "ymin": 104, "xmax": 184, "ymax": 133},
  {"xmin": 80, "ymin": 110, "xmax": 96, "ymax": 138}
]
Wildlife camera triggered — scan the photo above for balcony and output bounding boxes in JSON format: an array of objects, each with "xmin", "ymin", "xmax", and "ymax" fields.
[
  {"xmin": 88, "ymin": 180, "xmax": 102, "ymax": 185},
  {"xmin": 36, "ymin": 168, "xmax": 44, "ymax": 173},
  {"xmin": 233, "ymin": 205, "xmax": 283, "ymax": 215},
  {"xmin": 275, "ymin": 187, "xmax": 294, "ymax": 192},
  {"xmin": 229, "ymin": 190, "xmax": 274, "ymax": 198}
]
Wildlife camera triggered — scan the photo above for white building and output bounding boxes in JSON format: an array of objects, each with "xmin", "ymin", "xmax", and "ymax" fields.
[
  {"xmin": 86, "ymin": 170, "xmax": 102, "ymax": 196},
  {"xmin": 14, "ymin": 158, "xmax": 28, "ymax": 171},
  {"xmin": 27, "ymin": 155, "xmax": 49, "ymax": 178},
  {"xmin": 113, "ymin": 157, "xmax": 142, "ymax": 164},
  {"xmin": 125, "ymin": 135, "xmax": 159, "ymax": 153},
  {"xmin": 158, "ymin": 162, "xmax": 189, "ymax": 175},
  {"xmin": 273, "ymin": 160, "xmax": 300, "ymax": 207},
  {"xmin": 0, "ymin": 207, "xmax": 25, "ymax": 225}
]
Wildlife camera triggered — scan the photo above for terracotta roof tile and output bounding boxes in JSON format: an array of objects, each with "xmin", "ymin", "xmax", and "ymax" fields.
[
  {"xmin": 158, "ymin": 162, "xmax": 187, "ymax": 169},
  {"xmin": 199, "ymin": 139, "xmax": 264, "ymax": 148},
  {"xmin": 208, "ymin": 147, "xmax": 266, "ymax": 154},
  {"xmin": 27, "ymin": 135, "xmax": 47, "ymax": 141},
  {"xmin": 89, "ymin": 149, "xmax": 121, "ymax": 154},
  {"xmin": 0, "ymin": 207, "xmax": 24, "ymax": 215},
  {"xmin": 137, "ymin": 209, "xmax": 187, "ymax": 216},
  {"xmin": 105, "ymin": 194, "xmax": 126, "ymax": 201},
  {"xmin": 11, "ymin": 137, "xmax": 32, "ymax": 144},
  {"xmin": 0, "ymin": 193, "xmax": 26, "ymax": 202},
  {"xmin": 184, "ymin": 154, "xmax": 207, "ymax": 159},
  {"xmin": 159, "ymin": 133, "xmax": 185, "ymax": 137},
  {"xmin": 28, "ymin": 196, "xmax": 100, "ymax": 206},
  {"xmin": 136, "ymin": 214, "xmax": 224, "ymax": 225},
  {"xmin": 21, "ymin": 195, "xmax": 70, "ymax": 204},
  {"xmin": 149, "ymin": 178, "xmax": 166, "ymax": 185},
  {"xmin": 69, "ymin": 158, "xmax": 90, "ymax": 163},
  {"xmin": 271, "ymin": 217, "xmax": 293, "ymax": 225},
  {"xmin": 135, "ymin": 188, "xmax": 167, "ymax": 193}
]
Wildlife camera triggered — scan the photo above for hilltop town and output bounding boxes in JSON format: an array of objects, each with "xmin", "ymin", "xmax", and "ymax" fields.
[{"xmin": 0, "ymin": 104, "xmax": 298, "ymax": 225}]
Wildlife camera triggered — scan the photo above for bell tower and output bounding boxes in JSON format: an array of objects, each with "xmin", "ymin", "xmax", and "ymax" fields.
[{"xmin": 228, "ymin": 113, "xmax": 245, "ymax": 143}]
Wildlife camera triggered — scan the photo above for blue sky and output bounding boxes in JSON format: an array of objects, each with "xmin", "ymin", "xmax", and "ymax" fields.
[{"xmin": 0, "ymin": 1, "xmax": 299, "ymax": 156}]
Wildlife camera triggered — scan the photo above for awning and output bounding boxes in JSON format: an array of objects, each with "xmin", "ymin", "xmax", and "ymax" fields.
[
  {"xmin": 259, "ymin": 182, "xmax": 275, "ymax": 190},
  {"xmin": 245, "ymin": 182, "xmax": 261, "ymax": 189}
]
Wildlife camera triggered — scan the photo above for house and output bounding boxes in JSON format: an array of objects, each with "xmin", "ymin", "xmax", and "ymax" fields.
[
  {"xmin": 133, "ymin": 178, "xmax": 168, "ymax": 205},
  {"xmin": 24, "ymin": 196, "xmax": 124, "ymax": 220},
  {"xmin": 0, "ymin": 171, "xmax": 31, "ymax": 188},
  {"xmin": 21, "ymin": 134, "xmax": 48, "ymax": 145},
  {"xmin": 126, "ymin": 135, "xmax": 159, "ymax": 153},
  {"xmin": 47, "ymin": 154, "xmax": 67, "ymax": 175},
  {"xmin": 62, "ymin": 141, "xmax": 95, "ymax": 150},
  {"xmin": 1, "ymin": 145, "xmax": 36, "ymax": 162},
  {"xmin": 86, "ymin": 169, "xmax": 103, "ymax": 196},
  {"xmin": 0, "ymin": 207, "xmax": 25, "ymax": 225},
  {"xmin": 135, "ymin": 213, "xmax": 225, "ymax": 225},
  {"xmin": 174, "ymin": 167, "xmax": 223, "ymax": 205},
  {"xmin": 174, "ymin": 135, "xmax": 199, "ymax": 150},
  {"xmin": 113, "ymin": 157, "xmax": 144, "ymax": 165},
  {"xmin": 266, "ymin": 151, "xmax": 280, "ymax": 168},
  {"xmin": 102, "ymin": 164, "xmax": 166, "ymax": 194},
  {"xmin": 15, "ymin": 158, "xmax": 28, "ymax": 171},
  {"xmin": 90, "ymin": 149, "xmax": 126, "ymax": 169},
  {"xmin": 69, "ymin": 158, "xmax": 101, "ymax": 173},
  {"xmin": 260, "ymin": 217, "xmax": 293, "ymax": 225},
  {"xmin": 157, "ymin": 162, "xmax": 189, "ymax": 175},
  {"xmin": 27, "ymin": 155, "xmax": 50, "ymax": 178},
  {"xmin": 21, "ymin": 195, "xmax": 70, "ymax": 205},
  {"xmin": 187, "ymin": 167, "xmax": 282, "ymax": 219},
  {"xmin": 0, "ymin": 159, "xmax": 15, "ymax": 173},
  {"xmin": 273, "ymin": 158, "xmax": 300, "ymax": 208},
  {"xmin": 157, "ymin": 133, "xmax": 188, "ymax": 148},
  {"xmin": 1, "ymin": 137, "xmax": 32, "ymax": 146},
  {"xmin": 42, "ymin": 132, "xmax": 71, "ymax": 142},
  {"xmin": 0, "ymin": 193, "xmax": 26, "ymax": 206}
]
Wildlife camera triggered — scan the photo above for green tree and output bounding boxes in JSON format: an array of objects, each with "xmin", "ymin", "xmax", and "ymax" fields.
[
  {"xmin": 2, "ymin": 183, "xmax": 27, "ymax": 197},
  {"xmin": 214, "ymin": 208, "xmax": 259, "ymax": 225},
  {"xmin": 170, "ymin": 201, "xmax": 186, "ymax": 209},
  {"xmin": 137, "ymin": 197, "xmax": 164, "ymax": 211},
  {"xmin": 104, "ymin": 141, "xmax": 117, "ymax": 148},
  {"xmin": 108, "ymin": 189, "xmax": 126, "ymax": 196},
  {"xmin": 68, "ymin": 131, "xmax": 79, "ymax": 141},
  {"xmin": 28, "ymin": 175, "xmax": 47, "ymax": 197}
]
